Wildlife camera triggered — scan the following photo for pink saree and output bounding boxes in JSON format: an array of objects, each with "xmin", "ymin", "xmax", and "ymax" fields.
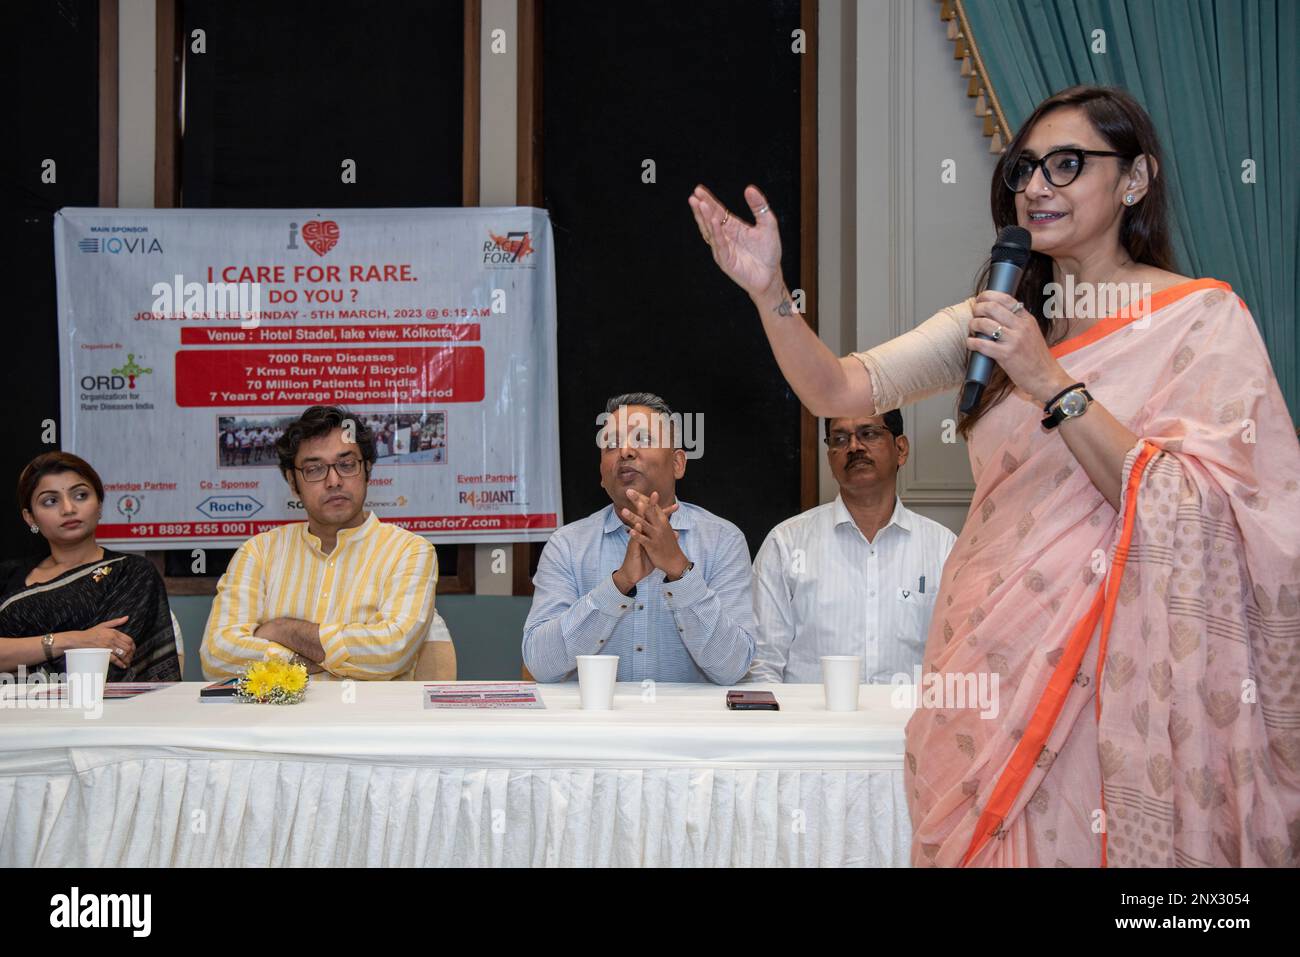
[{"xmin": 906, "ymin": 278, "xmax": 1300, "ymax": 867}]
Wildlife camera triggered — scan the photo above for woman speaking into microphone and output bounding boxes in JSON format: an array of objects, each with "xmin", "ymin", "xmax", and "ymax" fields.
[{"xmin": 690, "ymin": 85, "xmax": 1299, "ymax": 868}]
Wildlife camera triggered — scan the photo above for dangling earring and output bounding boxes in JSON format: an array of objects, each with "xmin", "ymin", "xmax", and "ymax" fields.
[{"xmin": 29, "ymin": 524, "xmax": 39, "ymax": 534}]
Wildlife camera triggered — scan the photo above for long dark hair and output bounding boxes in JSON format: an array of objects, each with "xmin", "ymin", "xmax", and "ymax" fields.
[{"xmin": 956, "ymin": 85, "xmax": 1177, "ymax": 440}]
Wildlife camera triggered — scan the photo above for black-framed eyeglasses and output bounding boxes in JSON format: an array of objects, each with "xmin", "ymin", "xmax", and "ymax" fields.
[
  {"xmin": 295, "ymin": 456, "xmax": 362, "ymax": 482},
  {"xmin": 824, "ymin": 426, "xmax": 894, "ymax": 450},
  {"xmin": 1003, "ymin": 148, "xmax": 1125, "ymax": 193}
]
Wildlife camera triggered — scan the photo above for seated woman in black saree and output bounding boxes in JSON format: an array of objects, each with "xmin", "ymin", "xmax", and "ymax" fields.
[{"xmin": 0, "ymin": 452, "xmax": 181, "ymax": 681}]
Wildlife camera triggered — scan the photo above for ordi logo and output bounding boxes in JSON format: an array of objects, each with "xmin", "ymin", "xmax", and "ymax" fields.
[
  {"xmin": 196, "ymin": 496, "xmax": 263, "ymax": 518},
  {"xmin": 81, "ymin": 353, "xmax": 152, "ymax": 392}
]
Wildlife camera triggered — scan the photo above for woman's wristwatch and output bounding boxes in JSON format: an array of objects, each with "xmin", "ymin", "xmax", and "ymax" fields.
[{"xmin": 1042, "ymin": 381, "xmax": 1093, "ymax": 430}]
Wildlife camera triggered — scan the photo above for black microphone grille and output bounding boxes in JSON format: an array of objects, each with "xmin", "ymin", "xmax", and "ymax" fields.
[{"xmin": 992, "ymin": 225, "xmax": 1032, "ymax": 268}]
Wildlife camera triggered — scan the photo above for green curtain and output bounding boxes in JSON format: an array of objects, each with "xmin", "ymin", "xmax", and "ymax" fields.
[{"xmin": 961, "ymin": 0, "xmax": 1298, "ymax": 422}]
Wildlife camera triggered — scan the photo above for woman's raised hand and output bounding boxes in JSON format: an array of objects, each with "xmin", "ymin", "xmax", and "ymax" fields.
[{"xmin": 688, "ymin": 184, "xmax": 783, "ymax": 300}]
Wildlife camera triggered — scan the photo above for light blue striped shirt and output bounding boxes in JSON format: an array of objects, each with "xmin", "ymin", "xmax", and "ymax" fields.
[{"xmin": 522, "ymin": 501, "xmax": 756, "ymax": 684}]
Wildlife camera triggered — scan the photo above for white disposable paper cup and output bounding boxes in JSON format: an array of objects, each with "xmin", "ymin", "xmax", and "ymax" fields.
[
  {"xmin": 65, "ymin": 648, "xmax": 111, "ymax": 710},
  {"xmin": 820, "ymin": 655, "xmax": 862, "ymax": 712},
  {"xmin": 576, "ymin": 655, "xmax": 619, "ymax": 710}
]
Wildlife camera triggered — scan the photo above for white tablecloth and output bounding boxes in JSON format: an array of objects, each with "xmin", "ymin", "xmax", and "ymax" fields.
[{"xmin": 0, "ymin": 682, "xmax": 912, "ymax": 866}]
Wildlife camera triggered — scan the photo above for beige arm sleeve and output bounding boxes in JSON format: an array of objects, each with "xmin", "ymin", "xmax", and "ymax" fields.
[{"xmin": 850, "ymin": 299, "xmax": 975, "ymax": 413}]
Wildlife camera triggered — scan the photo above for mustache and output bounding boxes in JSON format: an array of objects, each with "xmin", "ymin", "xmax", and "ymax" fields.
[{"xmin": 846, "ymin": 452, "xmax": 873, "ymax": 467}]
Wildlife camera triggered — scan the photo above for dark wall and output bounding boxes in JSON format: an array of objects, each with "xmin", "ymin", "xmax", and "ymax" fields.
[
  {"xmin": 9, "ymin": 0, "xmax": 101, "ymax": 563},
  {"xmin": 542, "ymin": 0, "xmax": 806, "ymax": 557},
  {"xmin": 182, "ymin": 0, "xmax": 464, "ymax": 208}
]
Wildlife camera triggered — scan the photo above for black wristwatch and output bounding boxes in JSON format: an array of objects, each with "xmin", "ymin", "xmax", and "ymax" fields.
[{"xmin": 1042, "ymin": 382, "xmax": 1092, "ymax": 430}]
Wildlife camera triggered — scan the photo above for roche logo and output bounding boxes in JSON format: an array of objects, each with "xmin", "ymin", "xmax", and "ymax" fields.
[{"xmin": 196, "ymin": 496, "xmax": 263, "ymax": 518}]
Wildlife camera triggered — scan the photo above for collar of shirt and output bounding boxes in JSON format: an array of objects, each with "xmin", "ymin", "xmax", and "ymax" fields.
[
  {"xmin": 832, "ymin": 493, "xmax": 913, "ymax": 541},
  {"xmin": 601, "ymin": 498, "xmax": 696, "ymax": 536},
  {"xmin": 300, "ymin": 509, "xmax": 378, "ymax": 556}
]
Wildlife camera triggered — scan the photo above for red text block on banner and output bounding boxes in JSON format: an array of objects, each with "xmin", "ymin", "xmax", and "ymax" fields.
[
  {"xmin": 174, "ymin": 346, "xmax": 485, "ymax": 406},
  {"xmin": 179, "ymin": 324, "xmax": 482, "ymax": 345}
]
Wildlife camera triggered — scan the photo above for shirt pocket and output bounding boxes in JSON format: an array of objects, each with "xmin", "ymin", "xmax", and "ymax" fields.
[{"xmin": 894, "ymin": 586, "xmax": 937, "ymax": 657}]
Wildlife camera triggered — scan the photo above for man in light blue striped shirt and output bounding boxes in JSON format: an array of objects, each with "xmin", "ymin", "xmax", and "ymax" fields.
[{"xmin": 523, "ymin": 393, "xmax": 755, "ymax": 684}]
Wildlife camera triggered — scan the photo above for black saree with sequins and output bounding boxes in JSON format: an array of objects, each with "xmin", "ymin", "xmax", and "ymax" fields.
[{"xmin": 0, "ymin": 550, "xmax": 181, "ymax": 681}]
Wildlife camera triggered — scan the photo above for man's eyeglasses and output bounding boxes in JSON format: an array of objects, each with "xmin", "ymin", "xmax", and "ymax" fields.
[
  {"xmin": 295, "ymin": 457, "xmax": 363, "ymax": 482},
  {"xmin": 1003, "ymin": 147, "xmax": 1125, "ymax": 193},
  {"xmin": 825, "ymin": 427, "xmax": 894, "ymax": 450}
]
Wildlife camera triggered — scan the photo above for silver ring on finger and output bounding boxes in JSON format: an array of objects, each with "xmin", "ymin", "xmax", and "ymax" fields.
[
  {"xmin": 756, "ymin": 204, "xmax": 769, "ymax": 215},
  {"xmin": 991, "ymin": 324, "xmax": 1003, "ymax": 341},
  {"xmin": 1011, "ymin": 301, "xmax": 1024, "ymax": 314}
]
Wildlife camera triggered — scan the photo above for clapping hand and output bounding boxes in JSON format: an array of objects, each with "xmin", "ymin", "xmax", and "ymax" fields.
[{"xmin": 622, "ymin": 489, "xmax": 689, "ymax": 580}]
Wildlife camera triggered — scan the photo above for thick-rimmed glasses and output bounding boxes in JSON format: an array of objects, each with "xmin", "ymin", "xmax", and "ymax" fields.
[
  {"xmin": 825, "ymin": 426, "xmax": 893, "ymax": 450},
  {"xmin": 1003, "ymin": 148, "xmax": 1125, "ymax": 193},
  {"xmin": 295, "ymin": 457, "xmax": 362, "ymax": 482}
]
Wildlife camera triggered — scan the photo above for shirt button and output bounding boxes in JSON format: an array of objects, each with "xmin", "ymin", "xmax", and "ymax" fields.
[
  {"xmin": 637, "ymin": 604, "xmax": 644, "ymax": 610},
  {"xmin": 636, "ymin": 646, "xmax": 644, "ymax": 652},
  {"xmin": 666, "ymin": 591, "xmax": 673, "ymax": 598},
  {"xmin": 619, "ymin": 604, "xmax": 627, "ymax": 609}
]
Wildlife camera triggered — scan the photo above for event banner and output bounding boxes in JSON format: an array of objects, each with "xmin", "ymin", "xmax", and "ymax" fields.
[{"xmin": 54, "ymin": 207, "xmax": 561, "ymax": 548}]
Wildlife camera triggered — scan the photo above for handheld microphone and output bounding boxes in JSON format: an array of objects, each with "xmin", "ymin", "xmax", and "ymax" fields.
[{"xmin": 959, "ymin": 225, "xmax": 1032, "ymax": 414}]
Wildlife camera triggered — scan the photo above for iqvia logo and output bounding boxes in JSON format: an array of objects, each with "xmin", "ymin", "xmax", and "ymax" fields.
[
  {"xmin": 78, "ymin": 237, "xmax": 163, "ymax": 254},
  {"xmin": 196, "ymin": 496, "xmax": 263, "ymax": 518}
]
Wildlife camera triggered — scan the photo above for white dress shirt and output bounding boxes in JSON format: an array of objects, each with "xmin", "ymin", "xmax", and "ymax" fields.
[{"xmin": 748, "ymin": 495, "xmax": 956, "ymax": 683}]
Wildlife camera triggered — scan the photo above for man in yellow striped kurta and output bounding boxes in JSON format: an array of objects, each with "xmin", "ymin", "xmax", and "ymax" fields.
[{"xmin": 201, "ymin": 406, "xmax": 437, "ymax": 681}]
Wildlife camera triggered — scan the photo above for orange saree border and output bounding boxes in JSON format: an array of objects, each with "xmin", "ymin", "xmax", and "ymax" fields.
[
  {"xmin": 960, "ymin": 440, "xmax": 1159, "ymax": 866},
  {"xmin": 1049, "ymin": 279, "xmax": 1232, "ymax": 360}
]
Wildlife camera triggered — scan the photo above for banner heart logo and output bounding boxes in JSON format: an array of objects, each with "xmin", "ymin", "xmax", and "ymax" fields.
[{"xmin": 302, "ymin": 220, "xmax": 340, "ymax": 257}]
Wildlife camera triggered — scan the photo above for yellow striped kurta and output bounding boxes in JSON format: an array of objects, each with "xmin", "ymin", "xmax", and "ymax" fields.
[{"xmin": 200, "ymin": 511, "xmax": 437, "ymax": 680}]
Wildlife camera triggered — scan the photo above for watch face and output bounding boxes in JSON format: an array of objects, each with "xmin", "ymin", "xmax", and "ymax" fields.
[{"xmin": 1060, "ymin": 391, "xmax": 1087, "ymax": 415}]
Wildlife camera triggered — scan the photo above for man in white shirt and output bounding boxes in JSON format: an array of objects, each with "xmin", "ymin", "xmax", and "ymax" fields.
[{"xmin": 748, "ymin": 410, "xmax": 956, "ymax": 684}]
